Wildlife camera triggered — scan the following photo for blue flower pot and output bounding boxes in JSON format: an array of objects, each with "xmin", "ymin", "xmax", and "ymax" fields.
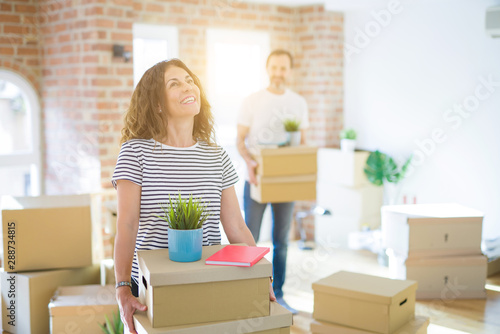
[{"xmin": 168, "ymin": 228, "xmax": 203, "ymax": 262}]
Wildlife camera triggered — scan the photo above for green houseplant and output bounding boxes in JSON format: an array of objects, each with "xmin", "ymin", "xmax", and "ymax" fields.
[
  {"xmin": 283, "ymin": 119, "xmax": 301, "ymax": 146},
  {"xmin": 339, "ymin": 128, "xmax": 357, "ymax": 152},
  {"xmin": 363, "ymin": 150, "xmax": 412, "ymax": 204},
  {"xmin": 99, "ymin": 310, "xmax": 124, "ymax": 334},
  {"xmin": 157, "ymin": 193, "xmax": 210, "ymax": 262}
]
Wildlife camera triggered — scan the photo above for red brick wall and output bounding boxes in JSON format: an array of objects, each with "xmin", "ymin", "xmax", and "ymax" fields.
[
  {"xmin": 2, "ymin": 1, "xmax": 344, "ymax": 247},
  {"xmin": 0, "ymin": 0, "xmax": 41, "ymax": 104}
]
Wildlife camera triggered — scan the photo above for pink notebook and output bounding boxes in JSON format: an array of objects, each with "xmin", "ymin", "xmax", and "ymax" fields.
[{"xmin": 205, "ymin": 245, "xmax": 270, "ymax": 267}]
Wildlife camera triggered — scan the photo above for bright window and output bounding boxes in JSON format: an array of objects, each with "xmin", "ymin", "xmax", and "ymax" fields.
[
  {"xmin": 0, "ymin": 70, "xmax": 42, "ymax": 196},
  {"xmin": 206, "ymin": 29, "xmax": 271, "ymax": 240},
  {"xmin": 133, "ymin": 24, "xmax": 179, "ymax": 86}
]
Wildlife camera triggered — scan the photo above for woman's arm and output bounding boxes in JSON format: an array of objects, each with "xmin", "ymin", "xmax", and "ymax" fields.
[
  {"xmin": 114, "ymin": 180, "xmax": 147, "ymax": 333},
  {"xmin": 220, "ymin": 185, "xmax": 256, "ymax": 246},
  {"xmin": 220, "ymin": 185, "xmax": 276, "ymax": 301}
]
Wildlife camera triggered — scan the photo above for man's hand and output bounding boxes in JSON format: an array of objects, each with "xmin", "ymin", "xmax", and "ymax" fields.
[
  {"xmin": 246, "ymin": 159, "xmax": 258, "ymax": 185},
  {"xmin": 116, "ymin": 287, "xmax": 148, "ymax": 334}
]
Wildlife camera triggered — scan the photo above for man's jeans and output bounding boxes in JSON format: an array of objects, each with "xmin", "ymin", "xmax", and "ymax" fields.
[{"xmin": 243, "ymin": 181, "xmax": 294, "ymax": 299}]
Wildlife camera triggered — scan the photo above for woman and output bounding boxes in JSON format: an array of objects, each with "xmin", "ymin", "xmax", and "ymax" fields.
[{"xmin": 111, "ymin": 59, "xmax": 275, "ymax": 333}]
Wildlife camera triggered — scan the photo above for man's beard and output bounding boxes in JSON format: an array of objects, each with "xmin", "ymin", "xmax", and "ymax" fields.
[{"xmin": 270, "ymin": 76, "xmax": 286, "ymax": 88}]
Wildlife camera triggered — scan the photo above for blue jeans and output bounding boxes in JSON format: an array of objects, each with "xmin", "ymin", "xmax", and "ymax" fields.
[{"xmin": 243, "ymin": 181, "xmax": 294, "ymax": 299}]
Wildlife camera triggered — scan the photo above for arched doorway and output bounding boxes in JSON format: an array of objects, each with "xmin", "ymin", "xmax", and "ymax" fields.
[{"xmin": 0, "ymin": 69, "xmax": 42, "ymax": 196}]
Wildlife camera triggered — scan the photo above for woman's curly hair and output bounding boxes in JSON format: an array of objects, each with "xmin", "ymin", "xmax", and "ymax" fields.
[{"xmin": 121, "ymin": 59, "xmax": 216, "ymax": 146}]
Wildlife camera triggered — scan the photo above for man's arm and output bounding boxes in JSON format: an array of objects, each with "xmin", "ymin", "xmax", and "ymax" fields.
[{"xmin": 236, "ymin": 124, "xmax": 258, "ymax": 185}]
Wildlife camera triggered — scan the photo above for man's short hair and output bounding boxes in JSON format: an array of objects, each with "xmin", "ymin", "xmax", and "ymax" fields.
[{"xmin": 266, "ymin": 49, "xmax": 293, "ymax": 68}]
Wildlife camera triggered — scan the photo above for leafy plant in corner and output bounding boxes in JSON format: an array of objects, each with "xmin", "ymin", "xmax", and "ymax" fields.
[
  {"xmin": 156, "ymin": 193, "xmax": 211, "ymax": 230},
  {"xmin": 99, "ymin": 310, "xmax": 124, "ymax": 334},
  {"xmin": 340, "ymin": 128, "xmax": 357, "ymax": 140},
  {"xmin": 364, "ymin": 150, "xmax": 412, "ymax": 186},
  {"xmin": 283, "ymin": 118, "xmax": 301, "ymax": 132}
]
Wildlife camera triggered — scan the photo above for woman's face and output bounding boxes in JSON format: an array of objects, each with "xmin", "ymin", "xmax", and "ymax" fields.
[{"xmin": 163, "ymin": 66, "xmax": 201, "ymax": 120}]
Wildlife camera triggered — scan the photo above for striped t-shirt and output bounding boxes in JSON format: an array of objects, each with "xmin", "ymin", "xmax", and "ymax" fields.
[{"xmin": 111, "ymin": 138, "xmax": 238, "ymax": 282}]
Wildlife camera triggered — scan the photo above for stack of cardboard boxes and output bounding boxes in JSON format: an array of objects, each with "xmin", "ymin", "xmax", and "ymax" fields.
[
  {"xmin": 133, "ymin": 245, "xmax": 293, "ymax": 333},
  {"xmin": 315, "ymin": 149, "xmax": 383, "ymax": 248},
  {"xmin": 311, "ymin": 271, "xmax": 429, "ymax": 334},
  {"xmin": 0, "ymin": 194, "xmax": 103, "ymax": 333},
  {"xmin": 250, "ymin": 146, "xmax": 317, "ymax": 203},
  {"xmin": 382, "ymin": 203, "xmax": 487, "ymax": 299}
]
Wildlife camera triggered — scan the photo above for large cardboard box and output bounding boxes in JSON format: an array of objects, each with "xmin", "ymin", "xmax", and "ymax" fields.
[
  {"xmin": 382, "ymin": 203, "xmax": 483, "ymax": 259},
  {"xmin": 138, "ymin": 245, "xmax": 272, "ymax": 328},
  {"xmin": 1, "ymin": 194, "xmax": 93, "ymax": 272},
  {"xmin": 317, "ymin": 149, "xmax": 370, "ymax": 187},
  {"xmin": 317, "ymin": 182, "xmax": 383, "ymax": 218},
  {"xmin": 310, "ymin": 316, "xmax": 429, "ymax": 334},
  {"xmin": 389, "ymin": 254, "xmax": 487, "ymax": 300},
  {"xmin": 253, "ymin": 145, "xmax": 317, "ymax": 177},
  {"xmin": 134, "ymin": 302, "xmax": 292, "ymax": 334},
  {"xmin": 312, "ymin": 271, "xmax": 417, "ymax": 334},
  {"xmin": 0, "ymin": 265, "xmax": 100, "ymax": 334},
  {"xmin": 250, "ymin": 174, "xmax": 316, "ymax": 203},
  {"xmin": 49, "ymin": 284, "xmax": 118, "ymax": 334}
]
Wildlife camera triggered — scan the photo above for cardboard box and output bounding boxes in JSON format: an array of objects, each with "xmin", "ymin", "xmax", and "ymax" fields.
[
  {"xmin": 382, "ymin": 203, "xmax": 483, "ymax": 259},
  {"xmin": 1, "ymin": 194, "xmax": 93, "ymax": 272},
  {"xmin": 317, "ymin": 149, "xmax": 370, "ymax": 187},
  {"xmin": 250, "ymin": 174, "xmax": 316, "ymax": 203},
  {"xmin": 314, "ymin": 214, "xmax": 380, "ymax": 249},
  {"xmin": 253, "ymin": 145, "xmax": 317, "ymax": 177},
  {"xmin": 138, "ymin": 245, "xmax": 272, "ymax": 328},
  {"xmin": 399, "ymin": 255, "xmax": 487, "ymax": 300},
  {"xmin": 310, "ymin": 316, "xmax": 429, "ymax": 334},
  {"xmin": 312, "ymin": 271, "xmax": 417, "ymax": 334},
  {"xmin": 49, "ymin": 284, "xmax": 118, "ymax": 334},
  {"xmin": 487, "ymin": 257, "xmax": 500, "ymax": 277},
  {"xmin": 317, "ymin": 182, "xmax": 383, "ymax": 217},
  {"xmin": 133, "ymin": 301, "xmax": 292, "ymax": 334},
  {"xmin": 0, "ymin": 265, "xmax": 100, "ymax": 334}
]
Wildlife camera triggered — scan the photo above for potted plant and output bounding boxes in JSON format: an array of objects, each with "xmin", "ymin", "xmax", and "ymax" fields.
[
  {"xmin": 283, "ymin": 118, "xmax": 301, "ymax": 146},
  {"xmin": 99, "ymin": 310, "xmax": 124, "ymax": 334},
  {"xmin": 157, "ymin": 193, "xmax": 210, "ymax": 262},
  {"xmin": 339, "ymin": 128, "xmax": 357, "ymax": 152},
  {"xmin": 363, "ymin": 150, "xmax": 412, "ymax": 205}
]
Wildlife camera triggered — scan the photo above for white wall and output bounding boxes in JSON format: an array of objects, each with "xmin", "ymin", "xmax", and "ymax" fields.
[{"xmin": 344, "ymin": 0, "xmax": 500, "ymax": 239}]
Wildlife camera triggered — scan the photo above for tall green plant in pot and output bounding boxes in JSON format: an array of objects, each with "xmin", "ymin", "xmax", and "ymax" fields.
[
  {"xmin": 157, "ymin": 193, "xmax": 210, "ymax": 262},
  {"xmin": 283, "ymin": 118, "xmax": 301, "ymax": 146},
  {"xmin": 364, "ymin": 150, "xmax": 412, "ymax": 205}
]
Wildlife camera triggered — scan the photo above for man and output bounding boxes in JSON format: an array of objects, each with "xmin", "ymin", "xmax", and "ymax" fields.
[{"xmin": 236, "ymin": 50, "xmax": 309, "ymax": 314}]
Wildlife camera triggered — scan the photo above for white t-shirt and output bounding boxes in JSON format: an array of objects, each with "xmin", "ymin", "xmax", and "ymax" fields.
[
  {"xmin": 237, "ymin": 88, "xmax": 309, "ymax": 149},
  {"xmin": 111, "ymin": 139, "xmax": 238, "ymax": 282}
]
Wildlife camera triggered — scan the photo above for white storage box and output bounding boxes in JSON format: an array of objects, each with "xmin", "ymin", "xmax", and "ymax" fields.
[
  {"xmin": 317, "ymin": 149, "xmax": 370, "ymax": 187},
  {"xmin": 315, "ymin": 214, "xmax": 380, "ymax": 248},
  {"xmin": 382, "ymin": 203, "xmax": 483, "ymax": 259},
  {"xmin": 317, "ymin": 182, "xmax": 383, "ymax": 218}
]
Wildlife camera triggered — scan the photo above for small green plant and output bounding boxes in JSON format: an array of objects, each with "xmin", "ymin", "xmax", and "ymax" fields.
[
  {"xmin": 364, "ymin": 150, "xmax": 412, "ymax": 186},
  {"xmin": 156, "ymin": 193, "xmax": 210, "ymax": 230},
  {"xmin": 340, "ymin": 128, "xmax": 357, "ymax": 140},
  {"xmin": 99, "ymin": 310, "xmax": 124, "ymax": 334},
  {"xmin": 283, "ymin": 118, "xmax": 301, "ymax": 132}
]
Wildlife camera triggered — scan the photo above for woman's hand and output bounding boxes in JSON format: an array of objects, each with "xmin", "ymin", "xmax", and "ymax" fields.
[
  {"xmin": 116, "ymin": 287, "xmax": 147, "ymax": 334},
  {"xmin": 269, "ymin": 277, "xmax": 276, "ymax": 301}
]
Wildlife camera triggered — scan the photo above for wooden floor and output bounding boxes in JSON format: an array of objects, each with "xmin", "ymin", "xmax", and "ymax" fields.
[{"xmin": 264, "ymin": 241, "xmax": 500, "ymax": 334}]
